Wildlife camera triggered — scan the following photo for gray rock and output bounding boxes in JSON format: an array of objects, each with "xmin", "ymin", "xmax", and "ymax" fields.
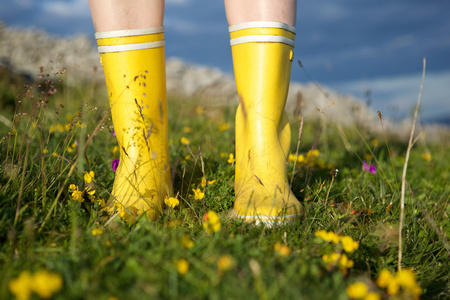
[{"xmin": 1, "ymin": 23, "xmax": 448, "ymax": 142}]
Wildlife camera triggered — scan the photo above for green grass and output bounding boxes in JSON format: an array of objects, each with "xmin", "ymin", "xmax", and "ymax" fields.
[{"xmin": 0, "ymin": 68, "xmax": 449, "ymax": 300}]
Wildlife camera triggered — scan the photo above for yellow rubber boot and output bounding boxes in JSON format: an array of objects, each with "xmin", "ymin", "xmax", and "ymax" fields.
[
  {"xmin": 229, "ymin": 21, "xmax": 304, "ymax": 226},
  {"xmin": 96, "ymin": 27, "xmax": 172, "ymax": 220}
]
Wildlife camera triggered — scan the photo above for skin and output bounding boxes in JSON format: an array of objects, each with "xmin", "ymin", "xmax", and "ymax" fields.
[
  {"xmin": 224, "ymin": 0, "xmax": 297, "ymax": 26},
  {"xmin": 88, "ymin": 0, "xmax": 296, "ymax": 31},
  {"xmin": 88, "ymin": 0, "xmax": 165, "ymax": 31}
]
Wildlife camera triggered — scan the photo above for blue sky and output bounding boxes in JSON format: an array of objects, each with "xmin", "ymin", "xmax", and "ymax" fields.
[{"xmin": 2, "ymin": 0, "xmax": 450, "ymax": 123}]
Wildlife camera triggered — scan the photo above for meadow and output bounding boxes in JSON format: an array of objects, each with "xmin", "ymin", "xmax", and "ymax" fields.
[{"xmin": 0, "ymin": 64, "xmax": 449, "ymax": 300}]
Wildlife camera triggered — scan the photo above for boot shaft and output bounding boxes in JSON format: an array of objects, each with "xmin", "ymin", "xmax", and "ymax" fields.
[
  {"xmin": 95, "ymin": 28, "xmax": 169, "ymax": 158},
  {"xmin": 229, "ymin": 21, "xmax": 296, "ymax": 120}
]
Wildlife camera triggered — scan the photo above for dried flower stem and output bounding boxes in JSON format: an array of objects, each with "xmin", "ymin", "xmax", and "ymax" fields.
[
  {"xmin": 325, "ymin": 169, "xmax": 338, "ymax": 203},
  {"xmin": 398, "ymin": 57, "xmax": 426, "ymax": 270},
  {"xmin": 289, "ymin": 117, "xmax": 304, "ymax": 189}
]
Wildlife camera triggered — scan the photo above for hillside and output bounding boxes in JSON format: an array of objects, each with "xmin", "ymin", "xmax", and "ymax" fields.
[{"xmin": 0, "ymin": 23, "xmax": 448, "ymax": 142}]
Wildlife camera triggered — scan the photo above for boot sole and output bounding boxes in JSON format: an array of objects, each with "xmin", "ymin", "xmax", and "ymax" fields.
[{"xmin": 231, "ymin": 209, "xmax": 303, "ymax": 228}]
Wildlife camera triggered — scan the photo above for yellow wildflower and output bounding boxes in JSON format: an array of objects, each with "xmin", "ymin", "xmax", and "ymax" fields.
[
  {"xmin": 31, "ymin": 270, "xmax": 63, "ymax": 299},
  {"xmin": 183, "ymin": 126, "xmax": 193, "ymax": 133},
  {"xmin": 42, "ymin": 148, "xmax": 48, "ymax": 154},
  {"xmin": 377, "ymin": 268, "xmax": 401, "ymax": 296},
  {"xmin": 219, "ymin": 123, "xmax": 230, "ymax": 131},
  {"xmin": 208, "ymin": 180, "xmax": 216, "ymax": 185},
  {"xmin": 52, "ymin": 152, "xmax": 58, "ymax": 157},
  {"xmin": 203, "ymin": 210, "xmax": 221, "ymax": 233},
  {"xmin": 91, "ymin": 228, "xmax": 103, "ymax": 236},
  {"xmin": 85, "ymin": 187, "xmax": 95, "ymax": 201},
  {"xmin": 8, "ymin": 271, "xmax": 32, "ymax": 300},
  {"xmin": 196, "ymin": 106, "xmax": 205, "ymax": 114},
  {"xmin": 70, "ymin": 185, "xmax": 84, "ymax": 203},
  {"xmin": 96, "ymin": 198, "xmax": 106, "ymax": 207},
  {"xmin": 346, "ymin": 282, "xmax": 368, "ymax": 299},
  {"xmin": 314, "ymin": 229, "xmax": 327, "ymax": 240},
  {"xmin": 217, "ymin": 254, "xmax": 234, "ymax": 272},
  {"xmin": 387, "ymin": 280, "xmax": 400, "ymax": 296},
  {"xmin": 396, "ymin": 268, "xmax": 422, "ymax": 296},
  {"xmin": 410, "ymin": 284, "xmax": 423, "ymax": 297},
  {"xmin": 364, "ymin": 292, "xmax": 381, "ymax": 300},
  {"xmin": 322, "ymin": 252, "xmax": 340, "ymax": 264},
  {"xmin": 164, "ymin": 197, "xmax": 179, "ymax": 209},
  {"xmin": 421, "ymin": 153, "xmax": 432, "ymax": 161},
  {"xmin": 376, "ymin": 269, "xmax": 394, "ymax": 288},
  {"xmin": 338, "ymin": 253, "xmax": 354, "ymax": 270},
  {"xmin": 201, "ymin": 176, "xmax": 207, "ymax": 188},
  {"xmin": 315, "ymin": 230, "xmax": 340, "ymax": 244},
  {"xmin": 340, "ymin": 235, "xmax": 359, "ymax": 253},
  {"xmin": 114, "ymin": 203, "xmax": 137, "ymax": 223},
  {"xmin": 84, "ymin": 171, "xmax": 95, "ymax": 184},
  {"xmin": 180, "ymin": 137, "xmax": 190, "ymax": 145},
  {"xmin": 288, "ymin": 153, "xmax": 297, "ymax": 163},
  {"xmin": 56, "ymin": 124, "xmax": 65, "ymax": 133},
  {"xmin": 119, "ymin": 208, "xmax": 132, "ymax": 221},
  {"xmin": 307, "ymin": 149, "xmax": 320, "ymax": 158},
  {"xmin": 175, "ymin": 259, "xmax": 189, "ymax": 274},
  {"xmin": 227, "ymin": 153, "xmax": 235, "ymax": 164},
  {"xmin": 193, "ymin": 188, "xmax": 205, "ymax": 200},
  {"xmin": 111, "ymin": 145, "xmax": 119, "ymax": 154},
  {"xmin": 274, "ymin": 242, "xmax": 291, "ymax": 257},
  {"xmin": 288, "ymin": 153, "xmax": 305, "ymax": 164},
  {"xmin": 322, "ymin": 252, "xmax": 353, "ymax": 272},
  {"xmin": 76, "ymin": 121, "xmax": 85, "ymax": 128},
  {"xmin": 181, "ymin": 234, "xmax": 195, "ymax": 249}
]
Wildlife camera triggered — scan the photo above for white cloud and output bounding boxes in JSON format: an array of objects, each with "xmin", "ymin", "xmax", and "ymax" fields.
[
  {"xmin": 41, "ymin": 0, "xmax": 90, "ymax": 18},
  {"xmin": 332, "ymin": 71, "xmax": 450, "ymax": 120}
]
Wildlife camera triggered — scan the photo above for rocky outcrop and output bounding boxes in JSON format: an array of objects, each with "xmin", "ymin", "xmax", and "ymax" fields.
[
  {"xmin": 0, "ymin": 24, "xmax": 102, "ymax": 83},
  {"xmin": 1, "ymin": 23, "xmax": 448, "ymax": 142}
]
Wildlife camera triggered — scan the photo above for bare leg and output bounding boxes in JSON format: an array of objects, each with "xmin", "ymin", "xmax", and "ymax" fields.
[
  {"xmin": 88, "ymin": 0, "xmax": 164, "ymax": 31},
  {"xmin": 224, "ymin": 0, "xmax": 297, "ymax": 26}
]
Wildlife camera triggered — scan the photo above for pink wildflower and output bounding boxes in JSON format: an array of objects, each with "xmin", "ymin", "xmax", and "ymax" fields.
[
  {"xmin": 112, "ymin": 159, "xmax": 120, "ymax": 172},
  {"xmin": 362, "ymin": 161, "xmax": 376, "ymax": 174}
]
